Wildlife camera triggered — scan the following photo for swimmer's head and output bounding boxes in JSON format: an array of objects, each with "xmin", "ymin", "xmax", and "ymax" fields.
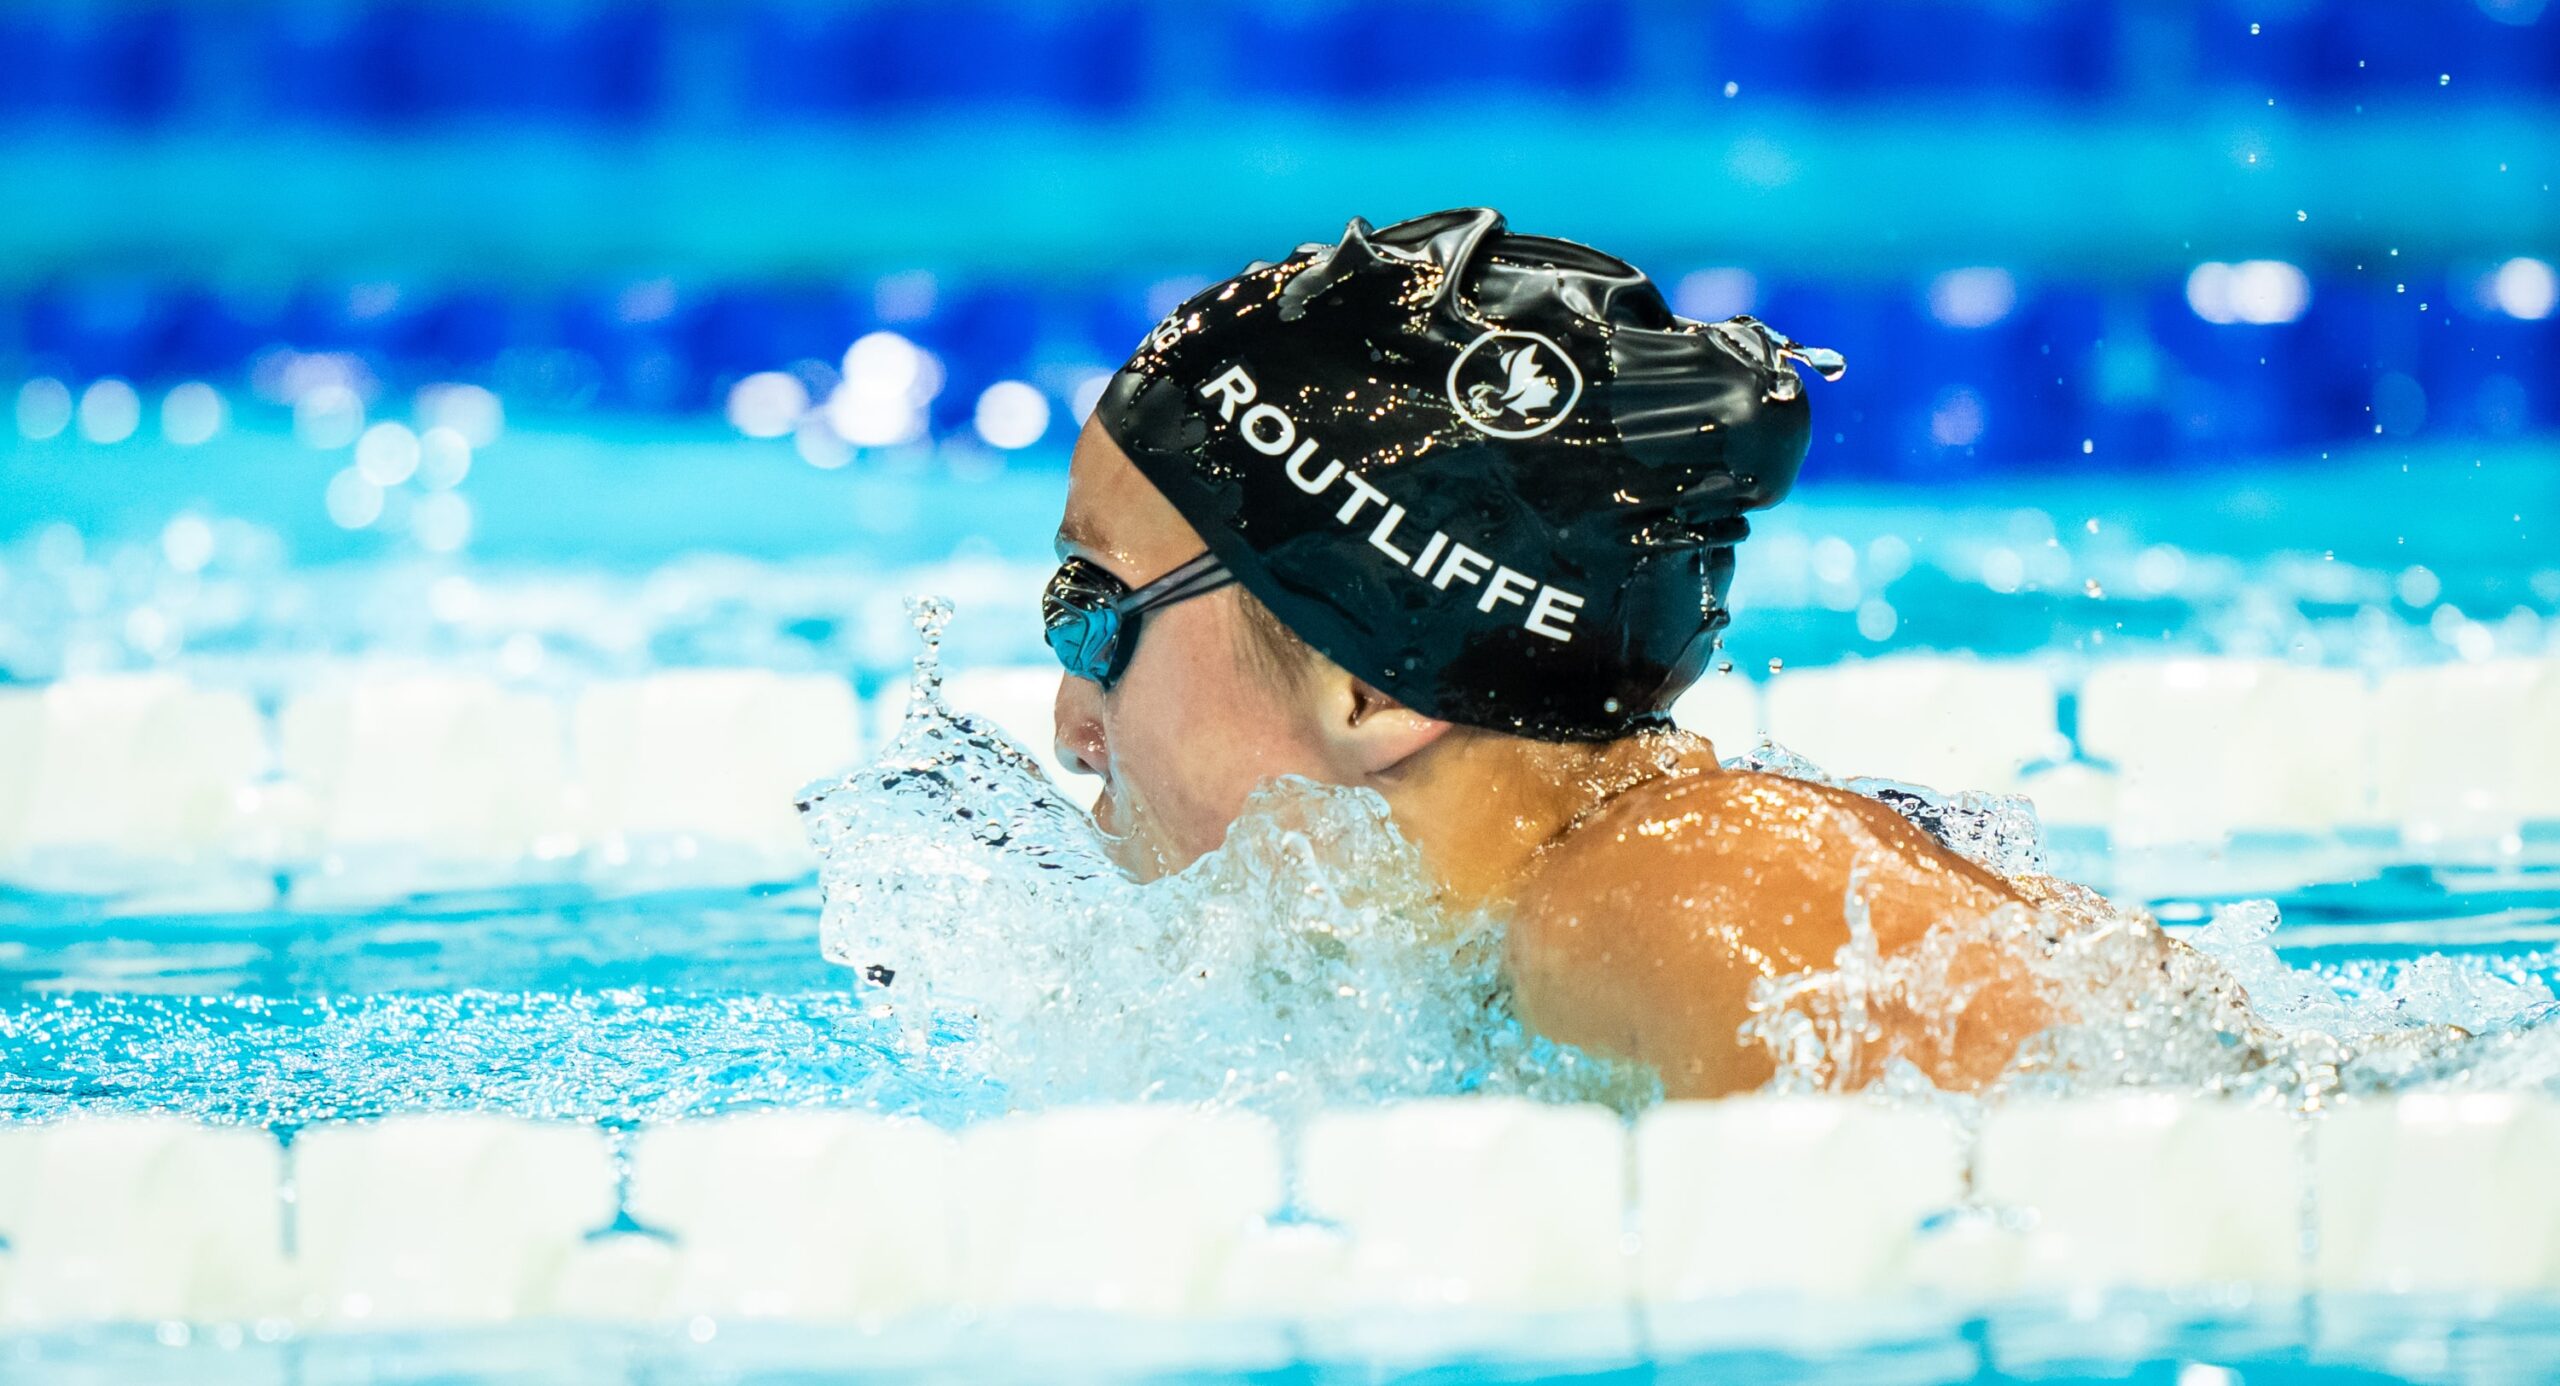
[
  {"xmin": 1052, "ymin": 208, "xmax": 1836, "ymax": 874},
  {"xmin": 1100, "ymin": 207, "xmax": 1837, "ymax": 739}
]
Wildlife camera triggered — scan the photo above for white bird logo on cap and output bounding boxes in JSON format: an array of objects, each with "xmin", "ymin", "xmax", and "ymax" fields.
[
  {"xmin": 1447, "ymin": 328, "xmax": 1582, "ymax": 439},
  {"xmin": 1470, "ymin": 345, "xmax": 1559, "ymax": 420}
]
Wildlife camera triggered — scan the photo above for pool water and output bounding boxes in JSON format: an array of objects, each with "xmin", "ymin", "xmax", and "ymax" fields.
[
  {"xmin": 0, "ymin": 883, "xmax": 996, "ymax": 1129},
  {"xmin": 8, "ymin": 858, "xmax": 2556, "ymax": 1128},
  {"xmin": 10, "ymin": 1297, "xmax": 2560, "ymax": 1384},
  {"xmin": 4, "ymin": 424, "xmax": 2560, "ymax": 1382}
]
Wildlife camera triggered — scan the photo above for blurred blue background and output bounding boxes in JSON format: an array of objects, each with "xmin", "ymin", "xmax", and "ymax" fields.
[{"xmin": 0, "ymin": 0, "xmax": 2552, "ymax": 576}]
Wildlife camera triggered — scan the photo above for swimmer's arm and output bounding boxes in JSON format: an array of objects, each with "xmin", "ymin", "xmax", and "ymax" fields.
[{"xmin": 1507, "ymin": 772, "xmax": 2033, "ymax": 1098}]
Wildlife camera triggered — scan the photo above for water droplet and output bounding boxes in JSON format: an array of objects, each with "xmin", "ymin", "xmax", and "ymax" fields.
[
  {"xmin": 2084, "ymin": 579, "xmax": 2106, "ymax": 599},
  {"xmin": 2084, "ymin": 517, "xmax": 2101, "ymax": 534},
  {"xmin": 2296, "ymin": 210, "xmax": 2308, "ymax": 222},
  {"xmin": 2440, "ymin": 73, "xmax": 2451, "ymax": 86},
  {"xmin": 1766, "ymin": 657, "xmax": 1785, "ymax": 674},
  {"xmin": 1779, "ymin": 343, "xmax": 1847, "ymax": 381},
  {"xmin": 904, "ymin": 595, "xmax": 954, "ymax": 713},
  {"xmin": 792, "ymin": 601, "xmax": 1657, "ymax": 1113}
]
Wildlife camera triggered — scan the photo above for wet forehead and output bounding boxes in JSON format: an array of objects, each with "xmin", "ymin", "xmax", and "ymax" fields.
[{"xmin": 1058, "ymin": 419, "xmax": 1198, "ymax": 576}]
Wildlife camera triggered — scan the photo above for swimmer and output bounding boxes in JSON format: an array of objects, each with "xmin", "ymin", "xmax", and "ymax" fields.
[{"xmin": 1046, "ymin": 208, "xmax": 2099, "ymax": 1097}]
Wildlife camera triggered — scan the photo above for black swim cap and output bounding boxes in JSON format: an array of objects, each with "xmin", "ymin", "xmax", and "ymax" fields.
[{"xmin": 1095, "ymin": 207, "xmax": 1840, "ymax": 742}]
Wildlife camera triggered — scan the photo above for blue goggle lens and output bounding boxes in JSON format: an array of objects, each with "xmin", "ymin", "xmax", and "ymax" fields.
[
  {"xmin": 1042, "ymin": 558, "xmax": 1133, "ymax": 687},
  {"xmin": 1041, "ymin": 552, "xmax": 1236, "ymax": 691}
]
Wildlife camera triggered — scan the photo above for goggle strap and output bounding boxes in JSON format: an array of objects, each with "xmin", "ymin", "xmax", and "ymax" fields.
[{"xmin": 1121, "ymin": 551, "xmax": 1236, "ymax": 618}]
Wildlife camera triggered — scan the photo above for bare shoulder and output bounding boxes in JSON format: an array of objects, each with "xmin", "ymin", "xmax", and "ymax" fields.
[
  {"xmin": 1519, "ymin": 768, "xmax": 2022, "ymax": 943},
  {"xmin": 1504, "ymin": 768, "xmax": 2028, "ymax": 1096}
]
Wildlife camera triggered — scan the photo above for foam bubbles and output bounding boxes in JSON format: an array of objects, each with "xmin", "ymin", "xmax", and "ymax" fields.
[
  {"xmin": 797, "ymin": 598, "xmax": 1649, "ymax": 1116},
  {"xmin": 1731, "ymin": 742, "xmax": 2560, "ymax": 1107}
]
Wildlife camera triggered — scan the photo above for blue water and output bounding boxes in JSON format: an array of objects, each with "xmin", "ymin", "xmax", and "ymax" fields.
[
  {"xmin": 5, "ymin": 421, "xmax": 2552, "ymax": 676},
  {"xmin": 0, "ymin": 884, "xmax": 998, "ymax": 1129},
  {"xmin": 6, "ymin": 872, "xmax": 2557, "ymax": 1131},
  {"xmin": 10, "ymin": 1300, "xmax": 2560, "ymax": 1384},
  {"xmin": 7, "ymin": 0, "xmax": 2556, "ymax": 1374},
  {"xmin": 4, "ymin": 422, "xmax": 2559, "ymax": 1381}
]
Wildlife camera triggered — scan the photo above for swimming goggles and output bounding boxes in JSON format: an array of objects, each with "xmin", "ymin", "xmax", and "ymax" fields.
[{"xmin": 1042, "ymin": 551, "xmax": 1236, "ymax": 690}]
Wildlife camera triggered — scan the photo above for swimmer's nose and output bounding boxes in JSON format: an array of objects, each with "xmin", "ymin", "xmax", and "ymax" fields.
[{"xmin": 1053, "ymin": 674, "xmax": 1108, "ymax": 779}]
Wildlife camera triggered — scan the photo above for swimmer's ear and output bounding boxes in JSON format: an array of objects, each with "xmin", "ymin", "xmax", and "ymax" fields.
[{"xmin": 1328, "ymin": 676, "xmax": 1452, "ymax": 777}]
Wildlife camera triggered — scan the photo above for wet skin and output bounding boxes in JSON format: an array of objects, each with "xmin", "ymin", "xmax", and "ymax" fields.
[{"xmin": 1053, "ymin": 420, "xmax": 2046, "ymax": 1098}]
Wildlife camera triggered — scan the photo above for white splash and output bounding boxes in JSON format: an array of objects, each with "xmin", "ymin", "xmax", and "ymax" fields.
[
  {"xmin": 802, "ymin": 632, "xmax": 2555, "ymax": 1115},
  {"xmin": 796, "ymin": 599, "xmax": 1652, "ymax": 1116},
  {"xmin": 1731, "ymin": 742, "xmax": 2560, "ymax": 1107}
]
